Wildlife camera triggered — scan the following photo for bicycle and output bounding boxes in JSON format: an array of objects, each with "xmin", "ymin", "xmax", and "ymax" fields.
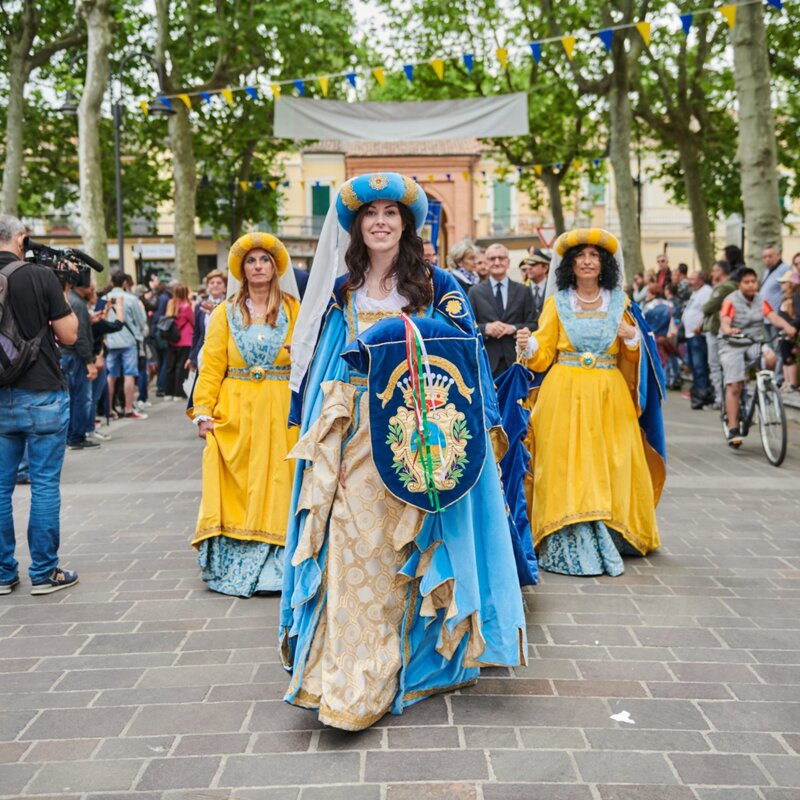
[{"xmin": 719, "ymin": 335, "xmax": 787, "ymax": 466}]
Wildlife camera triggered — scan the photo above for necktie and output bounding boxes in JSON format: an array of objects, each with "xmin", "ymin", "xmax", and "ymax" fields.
[
  {"xmin": 533, "ymin": 285, "xmax": 540, "ymax": 306},
  {"xmin": 495, "ymin": 282, "xmax": 504, "ymax": 315}
]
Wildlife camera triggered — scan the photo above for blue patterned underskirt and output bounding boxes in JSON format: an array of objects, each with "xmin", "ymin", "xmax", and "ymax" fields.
[
  {"xmin": 538, "ymin": 521, "xmax": 641, "ymax": 577},
  {"xmin": 198, "ymin": 536, "xmax": 284, "ymax": 596}
]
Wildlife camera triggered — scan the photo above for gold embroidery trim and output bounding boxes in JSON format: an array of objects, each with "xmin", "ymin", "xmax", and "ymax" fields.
[
  {"xmin": 339, "ymin": 180, "xmax": 361, "ymax": 211},
  {"xmin": 403, "ymin": 678, "xmax": 477, "ymax": 702},
  {"xmin": 192, "ymin": 525, "xmax": 286, "ymax": 548},
  {"xmin": 400, "ymin": 175, "xmax": 419, "ymax": 206}
]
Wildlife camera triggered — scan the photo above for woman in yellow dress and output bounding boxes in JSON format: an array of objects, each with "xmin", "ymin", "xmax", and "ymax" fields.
[
  {"xmin": 189, "ymin": 233, "xmax": 299, "ymax": 595},
  {"xmin": 516, "ymin": 228, "xmax": 666, "ymax": 577}
]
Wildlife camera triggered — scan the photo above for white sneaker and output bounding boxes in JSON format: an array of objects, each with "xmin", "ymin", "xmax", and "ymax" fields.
[
  {"xmin": 164, "ymin": 395, "xmax": 174, "ymax": 400},
  {"xmin": 89, "ymin": 430, "xmax": 112, "ymax": 442},
  {"xmin": 172, "ymin": 396, "xmax": 182, "ymax": 402}
]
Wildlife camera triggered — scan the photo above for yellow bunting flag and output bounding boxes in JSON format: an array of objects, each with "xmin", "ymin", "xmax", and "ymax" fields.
[
  {"xmin": 239, "ymin": 181, "xmax": 249, "ymax": 192},
  {"xmin": 636, "ymin": 21, "xmax": 651, "ymax": 46},
  {"xmin": 462, "ymin": 171, "xmax": 470, "ymax": 181},
  {"xmin": 372, "ymin": 67, "xmax": 385, "ymax": 87},
  {"xmin": 720, "ymin": 5, "xmax": 737, "ymax": 27},
  {"xmin": 221, "ymin": 88, "xmax": 234, "ymax": 107},
  {"xmin": 496, "ymin": 48, "xmax": 508, "ymax": 69},
  {"xmin": 534, "ymin": 164, "xmax": 543, "ymax": 176},
  {"xmin": 300, "ymin": 180, "xmax": 306, "ymax": 188},
  {"xmin": 177, "ymin": 94, "xmax": 191, "ymax": 109},
  {"xmin": 269, "ymin": 181, "xmax": 277, "ymax": 190},
  {"xmin": 271, "ymin": 84, "xmax": 281, "ymax": 99},
  {"xmin": 431, "ymin": 59, "xmax": 445, "ymax": 80},
  {"xmin": 332, "ymin": 180, "xmax": 337, "ymax": 187},
  {"xmin": 427, "ymin": 174, "xmax": 435, "ymax": 183},
  {"xmin": 318, "ymin": 77, "xmax": 329, "ymax": 97},
  {"xmin": 139, "ymin": 100, "xmax": 149, "ymax": 115},
  {"xmin": 561, "ymin": 36, "xmax": 576, "ymax": 60}
]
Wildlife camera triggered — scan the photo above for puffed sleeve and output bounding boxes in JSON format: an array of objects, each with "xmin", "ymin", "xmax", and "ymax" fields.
[
  {"xmin": 525, "ymin": 296, "xmax": 560, "ymax": 372},
  {"xmin": 190, "ymin": 303, "xmax": 229, "ymax": 420}
]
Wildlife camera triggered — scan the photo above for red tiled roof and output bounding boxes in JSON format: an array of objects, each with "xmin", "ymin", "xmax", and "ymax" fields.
[{"xmin": 302, "ymin": 139, "xmax": 484, "ymax": 156}]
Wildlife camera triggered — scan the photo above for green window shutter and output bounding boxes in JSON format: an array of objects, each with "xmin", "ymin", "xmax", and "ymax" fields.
[{"xmin": 493, "ymin": 181, "xmax": 511, "ymax": 229}]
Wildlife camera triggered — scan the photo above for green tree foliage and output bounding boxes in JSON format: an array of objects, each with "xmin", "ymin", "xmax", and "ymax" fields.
[{"xmin": 370, "ymin": 0, "xmax": 605, "ymax": 234}]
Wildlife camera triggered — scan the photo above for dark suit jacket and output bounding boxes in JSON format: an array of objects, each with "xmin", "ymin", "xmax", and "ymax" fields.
[
  {"xmin": 468, "ymin": 278, "xmax": 537, "ymax": 377},
  {"xmin": 293, "ymin": 267, "xmax": 308, "ymax": 301},
  {"xmin": 529, "ymin": 280, "xmax": 547, "ymax": 329}
]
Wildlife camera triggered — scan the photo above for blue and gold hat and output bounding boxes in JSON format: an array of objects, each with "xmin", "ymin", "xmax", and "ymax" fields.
[{"xmin": 336, "ymin": 172, "xmax": 428, "ymax": 233}]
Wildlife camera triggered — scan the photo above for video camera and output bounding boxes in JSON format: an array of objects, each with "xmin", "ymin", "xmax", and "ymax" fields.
[{"xmin": 24, "ymin": 239, "xmax": 105, "ymax": 289}]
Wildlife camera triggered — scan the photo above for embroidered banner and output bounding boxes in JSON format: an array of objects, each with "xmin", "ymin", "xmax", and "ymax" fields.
[{"xmin": 342, "ymin": 317, "xmax": 488, "ymax": 512}]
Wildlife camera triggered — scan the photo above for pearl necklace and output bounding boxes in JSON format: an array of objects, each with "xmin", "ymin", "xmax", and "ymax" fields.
[{"xmin": 575, "ymin": 289, "xmax": 602, "ymax": 304}]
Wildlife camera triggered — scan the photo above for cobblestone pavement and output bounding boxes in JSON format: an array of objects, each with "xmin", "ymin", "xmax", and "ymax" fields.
[{"xmin": 2, "ymin": 393, "xmax": 799, "ymax": 800}]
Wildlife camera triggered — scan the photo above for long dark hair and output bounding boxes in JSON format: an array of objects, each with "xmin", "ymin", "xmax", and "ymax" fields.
[
  {"xmin": 342, "ymin": 202, "xmax": 433, "ymax": 313},
  {"xmin": 555, "ymin": 244, "xmax": 621, "ymax": 291}
]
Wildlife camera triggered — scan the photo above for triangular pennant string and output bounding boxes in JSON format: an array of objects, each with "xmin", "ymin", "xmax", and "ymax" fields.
[
  {"xmin": 766, "ymin": 0, "xmax": 783, "ymax": 7},
  {"xmin": 293, "ymin": 79, "xmax": 305, "ymax": 96},
  {"xmin": 720, "ymin": 5, "xmax": 737, "ymax": 27},
  {"xmin": 245, "ymin": 87, "xmax": 258, "ymax": 100},
  {"xmin": 680, "ymin": 13, "xmax": 694, "ymax": 35},
  {"xmin": 534, "ymin": 165, "xmax": 543, "ymax": 176},
  {"xmin": 372, "ymin": 67, "xmax": 385, "ymax": 86},
  {"xmin": 139, "ymin": 100, "xmax": 149, "ymax": 115},
  {"xmin": 463, "ymin": 54, "xmax": 474, "ymax": 73},
  {"xmin": 346, "ymin": 72, "xmax": 357, "ymax": 88},
  {"xmin": 431, "ymin": 58, "xmax": 445, "ymax": 80},
  {"xmin": 529, "ymin": 42, "xmax": 542, "ymax": 63},
  {"xmin": 496, "ymin": 47, "xmax": 508, "ymax": 69},
  {"xmin": 268, "ymin": 181, "xmax": 277, "ymax": 190},
  {"xmin": 239, "ymin": 181, "xmax": 249, "ymax": 192},
  {"xmin": 221, "ymin": 88, "xmax": 234, "ymax": 107},
  {"xmin": 403, "ymin": 64, "xmax": 414, "ymax": 83},
  {"xmin": 158, "ymin": 95, "xmax": 172, "ymax": 110},
  {"xmin": 199, "ymin": 91, "xmax": 212, "ymax": 104},
  {"xmin": 598, "ymin": 29, "xmax": 613, "ymax": 52},
  {"xmin": 271, "ymin": 84, "xmax": 281, "ymax": 99},
  {"xmin": 177, "ymin": 93, "xmax": 192, "ymax": 109},
  {"xmin": 636, "ymin": 21, "xmax": 651, "ymax": 46},
  {"xmin": 318, "ymin": 76, "xmax": 329, "ymax": 97},
  {"xmin": 561, "ymin": 36, "xmax": 576, "ymax": 60}
]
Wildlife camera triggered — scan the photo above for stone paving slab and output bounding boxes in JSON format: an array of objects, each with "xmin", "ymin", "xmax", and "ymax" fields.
[{"xmin": 1, "ymin": 395, "xmax": 799, "ymax": 798}]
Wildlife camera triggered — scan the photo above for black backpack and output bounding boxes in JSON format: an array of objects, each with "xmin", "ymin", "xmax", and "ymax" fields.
[{"xmin": 0, "ymin": 261, "xmax": 48, "ymax": 386}]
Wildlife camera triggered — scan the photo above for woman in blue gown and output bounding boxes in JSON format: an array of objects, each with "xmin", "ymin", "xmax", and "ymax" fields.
[{"xmin": 280, "ymin": 173, "xmax": 527, "ymax": 730}]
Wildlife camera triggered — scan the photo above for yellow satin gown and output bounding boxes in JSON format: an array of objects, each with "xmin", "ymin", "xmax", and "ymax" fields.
[
  {"xmin": 190, "ymin": 298, "xmax": 299, "ymax": 549},
  {"xmin": 523, "ymin": 295, "xmax": 661, "ymax": 556}
]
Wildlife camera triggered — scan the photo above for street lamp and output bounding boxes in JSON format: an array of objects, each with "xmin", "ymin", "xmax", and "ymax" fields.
[{"xmin": 112, "ymin": 52, "xmax": 174, "ymax": 270}]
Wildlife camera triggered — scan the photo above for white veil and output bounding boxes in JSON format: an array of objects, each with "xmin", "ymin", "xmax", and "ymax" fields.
[{"xmin": 289, "ymin": 203, "xmax": 350, "ymax": 391}]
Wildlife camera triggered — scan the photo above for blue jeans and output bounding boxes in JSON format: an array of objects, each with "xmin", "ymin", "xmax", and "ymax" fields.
[
  {"xmin": 686, "ymin": 335, "xmax": 710, "ymax": 399},
  {"xmin": 86, "ymin": 365, "xmax": 107, "ymax": 434},
  {"xmin": 60, "ymin": 353, "xmax": 90, "ymax": 445},
  {"xmin": 0, "ymin": 388, "xmax": 69, "ymax": 582}
]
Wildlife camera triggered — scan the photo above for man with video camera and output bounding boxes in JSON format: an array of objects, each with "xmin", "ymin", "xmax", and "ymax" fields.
[{"xmin": 0, "ymin": 214, "xmax": 80, "ymax": 595}]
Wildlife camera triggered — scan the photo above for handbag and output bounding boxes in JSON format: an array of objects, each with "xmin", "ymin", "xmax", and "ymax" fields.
[{"xmin": 156, "ymin": 315, "xmax": 180, "ymax": 344}]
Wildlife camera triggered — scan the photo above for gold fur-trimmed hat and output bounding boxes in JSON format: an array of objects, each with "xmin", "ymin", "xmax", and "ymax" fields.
[
  {"xmin": 554, "ymin": 228, "xmax": 620, "ymax": 257},
  {"xmin": 227, "ymin": 232, "xmax": 290, "ymax": 281}
]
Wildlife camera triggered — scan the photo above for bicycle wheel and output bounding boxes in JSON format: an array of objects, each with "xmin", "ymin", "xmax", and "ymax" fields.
[{"xmin": 757, "ymin": 380, "xmax": 787, "ymax": 466}]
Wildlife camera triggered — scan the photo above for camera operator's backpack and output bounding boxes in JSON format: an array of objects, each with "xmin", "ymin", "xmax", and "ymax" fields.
[{"xmin": 0, "ymin": 261, "xmax": 47, "ymax": 386}]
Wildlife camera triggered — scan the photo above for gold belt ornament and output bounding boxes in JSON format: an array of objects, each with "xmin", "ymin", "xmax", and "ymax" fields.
[
  {"xmin": 557, "ymin": 350, "xmax": 616, "ymax": 369},
  {"xmin": 226, "ymin": 365, "xmax": 290, "ymax": 382}
]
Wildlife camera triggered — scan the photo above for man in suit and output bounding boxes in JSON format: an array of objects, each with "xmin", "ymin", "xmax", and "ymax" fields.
[
  {"xmin": 468, "ymin": 243, "xmax": 537, "ymax": 378},
  {"xmin": 523, "ymin": 247, "xmax": 550, "ymax": 329}
]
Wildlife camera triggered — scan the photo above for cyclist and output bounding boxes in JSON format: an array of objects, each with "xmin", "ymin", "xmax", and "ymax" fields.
[{"xmin": 719, "ymin": 267, "xmax": 797, "ymax": 447}]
